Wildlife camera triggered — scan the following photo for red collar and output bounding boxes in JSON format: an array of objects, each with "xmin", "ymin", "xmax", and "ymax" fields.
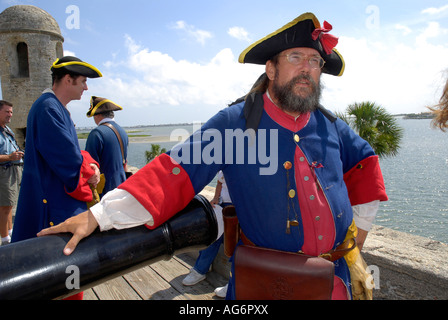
[{"xmin": 263, "ymin": 92, "xmax": 310, "ymax": 132}]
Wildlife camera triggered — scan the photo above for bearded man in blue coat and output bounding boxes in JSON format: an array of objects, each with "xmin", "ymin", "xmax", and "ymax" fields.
[{"xmin": 39, "ymin": 14, "xmax": 388, "ymax": 300}]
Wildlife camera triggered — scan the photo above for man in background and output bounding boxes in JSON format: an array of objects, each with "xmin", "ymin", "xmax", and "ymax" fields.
[
  {"xmin": 0, "ymin": 100, "xmax": 23, "ymax": 245},
  {"xmin": 85, "ymin": 96, "xmax": 129, "ymax": 197},
  {"xmin": 12, "ymin": 56, "xmax": 102, "ymax": 244}
]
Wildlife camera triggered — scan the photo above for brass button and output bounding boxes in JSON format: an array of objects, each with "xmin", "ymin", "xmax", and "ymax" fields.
[
  {"xmin": 310, "ymin": 195, "xmax": 315, "ymax": 201},
  {"xmin": 43, "ymin": 199, "xmax": 48, "ymax": 204},
  {"xmin": 289, "ymin": 189, "xmax": 296, "ymax": 198},
  {"xmin": 172, "ymin": 167, "xmax": 181, "ymax": 176},
  {"xmin": 294, "ymin": 134, "xmax": 300, "ymax": 143},
  {"xmin": 318, "ymin": 235, "xmax": 323, "ymax": 241},
  {"xmin": 304, "ymin": 176, "xmax": 310, "ymax": 181},
  {"xmin": 290, "ymin": 220, "xmax": 299, "ymax": 227},
  {"xmin": 283, "ymin": 161, "xmax": 292, "ymax": 170},
  {"xmin": 315, "ymin": 216, "xmax": 321, "ymax": 221}
]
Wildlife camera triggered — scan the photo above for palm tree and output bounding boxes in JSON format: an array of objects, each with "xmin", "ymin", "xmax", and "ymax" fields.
[
  {"xmin": 336, "ymin": 101, "xmax": 403, "ymax": 158},
  {"xmin": 145, "ymin": 144, "xmax": 167, "ymax": 163}
]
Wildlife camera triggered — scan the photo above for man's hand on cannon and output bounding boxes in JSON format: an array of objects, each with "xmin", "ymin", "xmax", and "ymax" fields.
[{"xmin": 37, "ymin": 210, "xmax": 98, "ymax": 256}]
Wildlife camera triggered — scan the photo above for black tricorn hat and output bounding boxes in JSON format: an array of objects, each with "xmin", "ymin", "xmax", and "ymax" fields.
[
  {"xmin": 87, "ymin": 96, "xmax": 123, "ymax": 118},
  {"xmin": 239, "ymin": 13, "xmax": 345, "ymax": 76},
  {"xmin": 51, "ymin": 56, "xmax": 103, "ymax": 78}
]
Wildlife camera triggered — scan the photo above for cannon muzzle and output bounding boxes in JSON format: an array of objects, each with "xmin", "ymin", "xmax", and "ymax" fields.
[{"xmin": 0, "ymin": 195, "xmax": 218, "ymax": 300}]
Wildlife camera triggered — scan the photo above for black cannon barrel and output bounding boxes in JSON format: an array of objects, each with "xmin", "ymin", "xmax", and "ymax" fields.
[{"xmin": 0, "ymin": 195, "xmax": 218, "ymax": 300}]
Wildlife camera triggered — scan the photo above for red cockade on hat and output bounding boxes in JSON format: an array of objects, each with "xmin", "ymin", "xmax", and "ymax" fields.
[{"xmin": 311, "ymin": 21, "xmax": 339, "ymax": 55}]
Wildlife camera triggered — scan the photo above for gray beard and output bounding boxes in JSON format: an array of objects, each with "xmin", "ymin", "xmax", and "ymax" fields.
[{"xmin": 272, "ymin": 74, "xmax": 322, "ymax": 114}]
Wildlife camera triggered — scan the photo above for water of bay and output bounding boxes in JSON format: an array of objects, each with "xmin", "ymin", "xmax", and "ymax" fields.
[
  {"xmin": 79, "ymin": 118, "xmax": 448, "ymax": 244},
  {"xmin": 376, "ymin": 118, "xmax": 448, "ymax": 244}
]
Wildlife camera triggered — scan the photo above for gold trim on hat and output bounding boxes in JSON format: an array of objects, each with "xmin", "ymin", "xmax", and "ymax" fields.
[
  {"xmin": 88, "ymin": 98, "xmax": 123, "ymax": 118},
  {"xmin": 238, "ymin": 13, "xmax": 320, "ymax": 64},
  {"xmin": 238, "ymin": 12, "xmax": 345, "ymax": 77},
  {"xmin": 332, "ymin": 48, "xmax": 345, "ymax": 77},
  {"xmin": 51, "ymin": 59, "xmax": 103, "ymax": 77}
]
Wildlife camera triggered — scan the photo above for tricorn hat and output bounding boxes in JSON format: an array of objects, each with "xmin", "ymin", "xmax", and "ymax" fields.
[
  {"xmin": 51, "ymin": 56, "xmax": 103, "ymax": 78},
  {"xmin": 87, "ymin": 96, "xmax": 123, "ymax": 118},
  {"xmin": 239, "ymin": 13, "xmax": 345, "ymax": 76}
]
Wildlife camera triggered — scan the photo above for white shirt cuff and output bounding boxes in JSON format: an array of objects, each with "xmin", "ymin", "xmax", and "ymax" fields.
[{"xmin": 90, "ymin": 189, "xmax": 154, "ymax": 231}]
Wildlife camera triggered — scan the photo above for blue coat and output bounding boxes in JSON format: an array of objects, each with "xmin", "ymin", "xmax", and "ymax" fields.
[
  {"xmin": 12, "ymin": 92, "xmax": 97, "ymax": 242},
  {"xmin": 119, "ymin": 98, "xmax": 387, "ymax": 299},
  {"xmin": 85, "ymin": 121, "xmax": 128, "ymax": 197}
]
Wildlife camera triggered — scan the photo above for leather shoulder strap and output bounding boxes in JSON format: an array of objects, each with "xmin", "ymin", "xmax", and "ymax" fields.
[
  {"xmin": 101, "ymin": 122, "xmax": 126, "ymax": 165},
  {"xmin": 243, "ymin": 92, "xmax": 264, "ymax": 132},
  {"xmin": 317, "ymin": 105, "xmax": 338, "ymax": 123}
]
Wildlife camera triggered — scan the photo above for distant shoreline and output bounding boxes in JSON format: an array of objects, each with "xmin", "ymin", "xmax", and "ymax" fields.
[
  {"xmin": 80, "ymin": 115, "xmax": 434, "ymax": 143},
  {"xmin": 78, "ymin": 135, "xmax": 179, "ymax": 144},
  {"xmin": 76, "ymin": 122, "xmax": 200, "ymax": 132},
  {"xmin": 128, "ymin": 136, "xmax": 181, "ymax": 144}
]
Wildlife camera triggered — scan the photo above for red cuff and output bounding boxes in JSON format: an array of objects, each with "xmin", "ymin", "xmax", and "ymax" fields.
[
  {"xmin": 343, "ymin": 155, "xmax": 388, "ymax": 206},
  {"xmin": 63, "ymin": 292, "xmax": 84, "ymax": 300},
  {"xmin": 65, "ymin": 151, "xmax": 99, "ymax": 202},
  {"xmin": 118, "ymin": 154, "xmax": 195, "ymax": 229}
]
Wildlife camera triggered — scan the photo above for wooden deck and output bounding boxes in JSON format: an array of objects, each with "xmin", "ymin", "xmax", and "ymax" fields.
[{"xmin": 82, "ymin": 252, "xmax": 229, "ymax": 300}]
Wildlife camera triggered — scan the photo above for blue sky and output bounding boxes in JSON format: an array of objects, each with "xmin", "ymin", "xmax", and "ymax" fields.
[{"xmin": 1, "ymin": 0, "xmax": 448, "ymax": 127}]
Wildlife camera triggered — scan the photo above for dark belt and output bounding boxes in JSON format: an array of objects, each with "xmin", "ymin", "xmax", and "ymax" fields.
[
  {"xmin": 240, "ymin": 231, "xmax": 357, "ymax": 262},
  {"xmin": 0, "ymin": 163, "xmax": 23, "ymax": 169}
]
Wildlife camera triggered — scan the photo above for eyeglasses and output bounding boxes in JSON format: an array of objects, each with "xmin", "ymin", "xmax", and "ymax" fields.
[{"xmin": 280, "ymin": 53, "xmax": 326, "ymax": 70}]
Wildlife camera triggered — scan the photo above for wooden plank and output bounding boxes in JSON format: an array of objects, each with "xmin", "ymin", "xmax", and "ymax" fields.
[
  {"xmin": 81, "ymin": 253, "xmax": 227, "ymax": 300},
  {"xmin": 91, "ymin": 276, "xmax": 142, "ymax": 300},
  {"xmin": 174, "ymin": 253, "xmax": 197, "ymax": 268},
  {"xmin": 82, "ymin": 289, "xmax": 98, "ymax": 300},
  {"xmin": 149, "ymin": 258, "xmax": 217, "ymax": 300},
  {"xmin": 124, "ymin": 266, "xmax": 187, "ymax": 300}
]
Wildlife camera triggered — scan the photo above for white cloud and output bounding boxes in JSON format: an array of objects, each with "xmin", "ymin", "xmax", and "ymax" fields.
[
  {"xmin": 395, "ymin": 24, "xmax": 412, "ymax": 36},
  {"xmin": 63, "ymin": 50, "xmax": 76, "ymax": 57},
  {"xmin": 228, "ymin": 26, "xmax": 251, "ymax": 42},
  {"xmin": 125, "ymin": 34, "xmax": 142, "ymax": 55},
  {"xmin": 80, "ymin": 35, "xmax": 264, "ymax": 126},
  {"xmin": 172, "ymin": 20, "xmax": 213, "ymax": 45},
  {"xmin": 415, "ymin": 21, "xmax": 448, "ymax": 46},
  {"xmin": 422, "ymin": 4, "xmax": 448, "ymax": 15},
  {"xmin": 322, "ymin": 23, "xmax": 448, "ymax": 116}
]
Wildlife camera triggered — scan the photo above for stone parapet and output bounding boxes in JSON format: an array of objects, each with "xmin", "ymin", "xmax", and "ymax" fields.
[{"xmin": 363, "ymin": 225, "xmax": 448, "ymax": 300}]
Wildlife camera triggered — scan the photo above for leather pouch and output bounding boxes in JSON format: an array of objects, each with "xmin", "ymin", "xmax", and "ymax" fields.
[
  {"xmin": 234, "ymin": 245, "xmax": 335, "ymax": 300},
  {"xmin": 222, "ymin": 206, "xmax": 239, "ymax": 257}
]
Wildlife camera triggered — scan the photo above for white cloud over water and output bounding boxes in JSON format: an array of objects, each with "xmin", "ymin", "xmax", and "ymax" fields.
[
  {"xmin": 72, "ymin": 15, "xmax": 448, "ymax": 127},
  {"xmin": 322, "ymin": 20, "xmax": 448, "ymax": 115},
  {"xmin": 77, "ymin": 34, "xmax": 263, "ymax": 126}
]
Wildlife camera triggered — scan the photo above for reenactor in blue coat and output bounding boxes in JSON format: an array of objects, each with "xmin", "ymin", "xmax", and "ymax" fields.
[
  {"xmin": 12, "ymin": 57, "xmax": 102, "ymax": 243},
  {"xmin": 85, "ymin": 96, "xmax": 129, "ymax": 197},
  {"xmin": 39, "ymin": 14, "xmax": 388, "ymax": 300}
]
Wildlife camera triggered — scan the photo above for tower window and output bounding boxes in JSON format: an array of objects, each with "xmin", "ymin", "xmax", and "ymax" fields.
[
  {"xmin": 17, "ymin": 42, "xmax": 30, "ymax": 78},
  {"xmin": 56, "ymin": 42, "xmax": 63, "ymax": 59}
]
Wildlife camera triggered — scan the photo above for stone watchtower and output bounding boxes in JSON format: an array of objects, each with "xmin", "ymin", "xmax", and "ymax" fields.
[{"xmin": 0, "ymin": 5, "xmax": 64, "ymax": 147}]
